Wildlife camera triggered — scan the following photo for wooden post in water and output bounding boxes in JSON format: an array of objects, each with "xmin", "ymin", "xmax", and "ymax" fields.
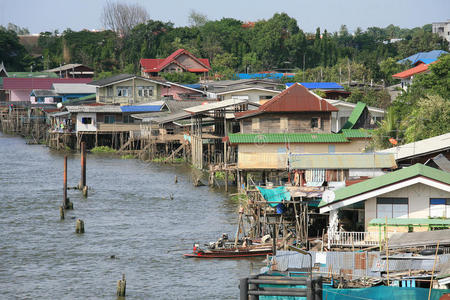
[
  {"xmin": 80, "ymin": 142, "xmax": 87, "ymax": 192},
  {"xmin": 75, "ymin": 219, "xmax": 85, "ymax": 233},
  {"xmin": 60, "ymin": 206, "xmax": 65, "ymax": 220},
  {"xmin": 63, "ymin": 155, "xmax": 68, "ymax": 207},
  {"xmin": 117, "ymin": 274, "xmax": 126, "ymax": 297}
]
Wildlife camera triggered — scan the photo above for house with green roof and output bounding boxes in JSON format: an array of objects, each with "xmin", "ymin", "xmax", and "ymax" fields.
[
  {"xmin": 319, "ymin": 164, "xmax": 450, "ymax": 240},
  {"xmin": 228, "ymin": 84, "xmax": 387, "ymax": 186}
]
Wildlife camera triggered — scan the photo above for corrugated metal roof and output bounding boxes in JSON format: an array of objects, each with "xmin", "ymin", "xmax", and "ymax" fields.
[
  {"xmin": 342, "ymin": 129, "xmax": 372, "ymax": 138},
  {"xmin": 235, "ymin": 83, "xmax": 338, "ymax": 119},
  {"xmin": 228, "ymin": 133, "xmax": 349, "ymax": 144},
  {"xmin": 319, "ymin": 163, "xmax": 450, "ymax": 208},
  {"xmin": 379, "ymin": 133, "xmax": 450, "ymax": 161},
  {"xmin": 140, "ymin": 49, "xmax": 211, "ymax": 73},
  {"xmin": 184, "ymin": 98, "xmax": 248, "ymax": 114},
  {"xmin": 88, "ymin": 74, "xmax": 170, "ymax": 87},
  {"xmin": 389, "ymin": 229, "xmax": 450, "ymax": 248},
  {"xmin": 44, "ymin": 63, "xmax": 92, "ymax": 72},
  {"xmin": 341, "ymin": 102, "xmax": 366, "ymax": 130},
  {"xmin": 120, "ymin": 105, "xmax": 162, "ymax": 113},
  {"xmin": 6, "ymin": 71, "xmax": 58, "ymax": 78},
  {"xmin": 3, "ymin": 78, "xmax": 92, "ymax": 90},
  {"xmin": 31, "ymin": 89, "xmax": 58, "ymax": 97},
  {"xmin": 289, "ymin": 153, "xmax": 396, "ymax": 169},
  {"xmin": 65, "ymin": 105, "xmax": 122, "ymax": 113},
  {"xmin": 286, "ymin": 82, "xmax": 344, "ymax": 90},
  {"xmin": 52, "ymin": 83, "xmax": 96, "ymax": 94},
  {"xmin": 392, "ymin": 63, "xmax": 431, "ymax": 79}
]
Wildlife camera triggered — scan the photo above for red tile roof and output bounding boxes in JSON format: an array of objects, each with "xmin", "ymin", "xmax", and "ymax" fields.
[
  {"xmin": 3, "ymin": 78, "xmax": 92, "ymax": 90},
  {"xmin": 235, "ymin": 83, "xmax": 338, "ymax": 119},
  {"xmin": 140, "ymin": 49, "xmax": 211, "ymax": 73},
  {"xmin": 392, "ymin": 63, "xmax": 431, "ymax": 79}
]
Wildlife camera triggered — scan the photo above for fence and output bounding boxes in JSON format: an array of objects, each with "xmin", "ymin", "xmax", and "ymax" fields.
[
  {"xmin": 240, "ymin": 275, "xmax": 322, "ymax": 300},
  {"xmin": 328, "ymin": 231, "xmax": 395, "ymax": 247}
]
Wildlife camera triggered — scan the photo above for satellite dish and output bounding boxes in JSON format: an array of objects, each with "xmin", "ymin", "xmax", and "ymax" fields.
[
  {"xmin": 56, "ymin": 103, "xmax": 63, "ymax": 109},
  {"xmin": 322, "ymin": 190, "xmax": 335, "ymax": 203}
]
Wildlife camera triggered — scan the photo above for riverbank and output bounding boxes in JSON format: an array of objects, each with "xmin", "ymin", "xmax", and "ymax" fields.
[{"xmin": 0, "ymin": 132, "xmax": 261, "ymax": 299}]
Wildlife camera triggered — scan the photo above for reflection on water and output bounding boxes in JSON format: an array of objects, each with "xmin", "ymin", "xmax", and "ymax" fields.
[{"xmin": 0, "ymin": 132, "xmax": 264, "ymax": 299}]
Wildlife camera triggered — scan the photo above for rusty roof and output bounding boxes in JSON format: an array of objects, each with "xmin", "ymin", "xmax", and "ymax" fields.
[{"xmin": 235, "ymin": 83, "xmax": 338, "ymax": 119}]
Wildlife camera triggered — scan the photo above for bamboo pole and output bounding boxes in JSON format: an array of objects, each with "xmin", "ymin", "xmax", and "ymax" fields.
[
  {"xmin": 428, "ymin": 241, "xmax": 440, "ymax": 300},
  {"xmin": 385, "ymin": 216, "xmax": 390, "ymax": 286}
]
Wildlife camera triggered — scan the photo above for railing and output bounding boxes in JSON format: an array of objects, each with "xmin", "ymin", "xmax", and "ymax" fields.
[{"xmin": 328, "ymin": 231, "xmax": 395, "ymax": 247}]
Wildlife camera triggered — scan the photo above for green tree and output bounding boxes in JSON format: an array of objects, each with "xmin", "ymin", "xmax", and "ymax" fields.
[
  {"xmin": 0, "ymin": 28, "xmax": 30, "ymax": 70},
  {"xmin": 403, "ymin": 95, "xmax": 450, "ymax": 143}
]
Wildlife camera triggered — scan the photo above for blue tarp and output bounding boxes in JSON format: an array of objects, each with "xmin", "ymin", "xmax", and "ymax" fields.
[
  {"xmin": 120, "ymin": 105, "xmax": 162, "ymax": 113},
  {"xmin": 397, "ymin": 50, "xmax": 448, "ymax": 65},
  {"xmin": 182, "ymin": 84, "xmax": 202, "ymax": 90},
  {"xmin": 285, "ymin": 82, "xmax": 344, "ymax": 90},
  {"xmin": 256, "ymin": 186, "xmax": 291, "ymax": 207},
  {"xmin": 236, "ymin": 73, "xmax": 295, "ymax": 80}
]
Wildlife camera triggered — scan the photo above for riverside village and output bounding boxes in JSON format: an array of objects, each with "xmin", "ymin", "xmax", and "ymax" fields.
[{"xmin": 1, "ymin": 3, "xmax": 450, "ymax": 299}]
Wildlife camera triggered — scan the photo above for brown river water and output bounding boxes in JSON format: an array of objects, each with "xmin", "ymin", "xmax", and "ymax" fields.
[{"xmin": 0, "ymin": 132, "xmax": 264, "ymax": 299}]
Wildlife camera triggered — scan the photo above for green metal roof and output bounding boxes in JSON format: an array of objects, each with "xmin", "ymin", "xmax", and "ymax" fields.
[
  {"xmin": 369, "ymin": 218, "xmax": 450, "ymax": 226},
  {"xmin": 78, "ymin": 93, "xmax": 96, "ymax": 100},
  {"xmin": 319, "ymin": 164, "xmax": 450, "ymax": 207},
  {"xmin": 341, "ymin": 102, "xmax": 366, "ymax": 129},
  {"xmin": 228, "ymin": 133, "xmax": 349, "ymax": 144},
  {"xmin": 342, "ymin": 129, "xmax": 372, "ymax": 138}
]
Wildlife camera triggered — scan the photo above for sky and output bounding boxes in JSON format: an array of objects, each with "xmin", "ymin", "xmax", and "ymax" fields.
[{"xmin": 1, "ymin": 0, "xmax": 449, "ymax": 34}]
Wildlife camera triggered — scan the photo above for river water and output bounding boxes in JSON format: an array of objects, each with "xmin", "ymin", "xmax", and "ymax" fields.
[{"xmin": 0, "ymin": 132, "xmax": 264, "ymax": 299}]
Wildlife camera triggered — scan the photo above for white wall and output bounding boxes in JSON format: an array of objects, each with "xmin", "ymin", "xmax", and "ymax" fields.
[
  {"xmin": 364, "ymin": 183, "xmax": 450, "ymax": 230},
  {"xmin": 76, "ymin": 113, "xmax": 97, "ymax": 132}
]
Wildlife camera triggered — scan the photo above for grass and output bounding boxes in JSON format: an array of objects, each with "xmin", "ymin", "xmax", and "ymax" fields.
[
  {"xmin": 121, "ymin": 154, "xmax": 135, "ymax": 159},
  {"xmin": 90, "ymin": 146, "xmax": 116, "ymax": 153},
  {"xmin": 215, "ymin": 171, "xmax": 235, "ymax": 180},
  {"xmin": 230, "ymin": 193, "xmax": 248, "ymax": 204}
]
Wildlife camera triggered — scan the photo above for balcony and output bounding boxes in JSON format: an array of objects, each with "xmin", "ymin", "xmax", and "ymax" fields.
[{"xmin": 328, "ymin": 231, "xmax": 395, "ymax": 248}]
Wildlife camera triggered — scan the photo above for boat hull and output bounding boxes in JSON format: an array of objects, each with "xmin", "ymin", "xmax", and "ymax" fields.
[{"xmin": 184, "ymin": 249, "xmax": 272, "ymax": 258}]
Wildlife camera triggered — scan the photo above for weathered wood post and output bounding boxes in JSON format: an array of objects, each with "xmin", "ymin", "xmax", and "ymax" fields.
[
  {"xmin": 63, "ymin": 155, "xmax": 68, "ymax": 207},
  {"xmin": 63, "ymin": 155, "xmax": 73, "ymax": 210},
  {"xmin": 175, "ymin": 175, "xmax": 178, "ymax": 184},
  {"xmin": 75, "ymin": 219, "xmax": 85, "ymax": 233},
  {"xmin": 80, "ymin": 141, "xmax": 87, "ymax": 193},
  {"xmin": 59, "ymin": 206, "xmax": 65, "ymax": 220},
  {"xmin": 117, "ymin": 274, "xmax": 126, "ymax": 297}
]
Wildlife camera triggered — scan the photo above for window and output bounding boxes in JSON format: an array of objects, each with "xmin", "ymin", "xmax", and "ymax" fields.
[
  {"xmin": 311, "ymin": 117, "xmax": 320, "ymax": 128},
  {"xmin": 104, "ymin": 115, "xmax": 115, "ymax": 124},
  {"xmin": 81, "ymin": 117, "xmax": 92, "ymax": 125},
  {"xmin": 377, "ymin": 198, "xmax": 408, "ymax": 218},
  {"xmin": 116, "ymin": 86, "xmax": 131, "ymax": 97},
  {"xmin": 430, "ymin": 198, "xmax": 448, "ymax": 218},
  {"xmin": 137, "ymin": 86, "xmax": 154, "ymax": 98},
  {"xmin": 328, "ymin": 145, "xmax": 335, "ymax": 153},
  {"xmin": 123, "ymin": 115, "xmax": 134, "ymax": 124},
  {"xmin": 106, "ymin": 86, "xmax": 113, "ymax": 97}
]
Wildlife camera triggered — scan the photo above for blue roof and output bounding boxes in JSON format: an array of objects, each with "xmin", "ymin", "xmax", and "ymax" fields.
[
  {"xmin": 120, "ymin": 105, "xmax": 162, "ymax": 113},
  {"xmin": 236, "ymin": 73, "xmax": 295, "ymax": 80},
  {"xmin": 398, "ymin": 50, "xmax": 448, "ymax": 65},
  {"xmin": 286, "ymin": 82, "xmax": 344, "ymax": 90},
  {"xmin": 182, "ymin": 84, "xmax": 202, "ymax": 90}
]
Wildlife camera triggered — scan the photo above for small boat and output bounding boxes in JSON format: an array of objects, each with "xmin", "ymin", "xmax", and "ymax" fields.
[{"xmin": 184, "ymin": 234, "xmax": 274, "ymax": 258}]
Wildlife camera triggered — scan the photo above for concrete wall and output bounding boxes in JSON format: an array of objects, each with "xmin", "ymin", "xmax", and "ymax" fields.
[{"xmin": 364, "ymin": 183, "xmax": 450, "ymax": 231}]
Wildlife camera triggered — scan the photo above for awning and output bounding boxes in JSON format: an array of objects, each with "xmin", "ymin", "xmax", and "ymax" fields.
[{"xmin": 256, "ymin": 186, "xmax": 291, "ymax": 207}]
